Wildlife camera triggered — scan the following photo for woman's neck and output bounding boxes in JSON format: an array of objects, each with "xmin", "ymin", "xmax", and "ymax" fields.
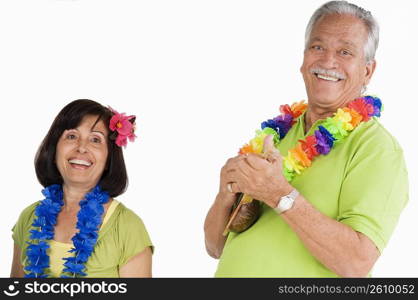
[{"xmin": 62, "ymin": 184, "xmax": 94, "ymax": 211}]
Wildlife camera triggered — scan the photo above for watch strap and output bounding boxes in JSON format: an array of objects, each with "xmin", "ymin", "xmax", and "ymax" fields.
[{"xmin": 287, "ymin": 189, "xmax": 299, "ymax": 200}]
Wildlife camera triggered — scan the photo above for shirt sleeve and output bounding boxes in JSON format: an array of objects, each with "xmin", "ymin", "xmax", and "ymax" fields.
[
  {"xmin": 337, "ymin": 146, "xmax": 409, "ymax": 253},
  {"xmin": 117, "ymin": 207, "xmax": 153, "ymax": 267},
  {"xmin": 11, "ymin": 202, "xmax": 39, "ymax": 249}
]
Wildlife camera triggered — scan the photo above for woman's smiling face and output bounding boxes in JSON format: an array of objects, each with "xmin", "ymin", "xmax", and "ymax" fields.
[{"xmin": 55, "ymin": 115, "xmax": 109, "ymax": 189}]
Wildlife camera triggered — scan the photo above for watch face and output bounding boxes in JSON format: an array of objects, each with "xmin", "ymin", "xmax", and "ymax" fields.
[{"xmin": 279, "ymin": 196, "xmax": 294, "ymax": 212}]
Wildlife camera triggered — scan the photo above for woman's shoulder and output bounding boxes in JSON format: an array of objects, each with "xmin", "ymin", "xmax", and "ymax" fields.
[
  {"xmin": 107, "ymin": 202, "xmax": 153, "ymax": 265},
  {"xmin": 12, "ymin": 201, "xmax": 41, "ymax": 248},
  {"xmin": 108, "ymin": 201, "xmax": 153, "ymax": 249},
  {"xmin": 111, "ymin": 201, "xmax": 148, "ymax": 230},
  {"xmin": 16, "ymin": 201, "xmax": 41, "ymax": 224}
]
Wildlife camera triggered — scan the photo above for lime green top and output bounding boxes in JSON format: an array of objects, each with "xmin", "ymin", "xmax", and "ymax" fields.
[
  {"xmin": 215, "ymin": 113, "xmax": 409, "ymax": 277},
  {"xmin": 12, "ymin": 199, "xmax": 153, "ymax": 278}
]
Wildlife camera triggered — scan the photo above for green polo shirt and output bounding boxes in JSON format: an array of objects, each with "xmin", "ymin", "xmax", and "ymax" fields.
[{"xmin": 215, "ymin": 112, "xmax": 409, "ymax": 277}]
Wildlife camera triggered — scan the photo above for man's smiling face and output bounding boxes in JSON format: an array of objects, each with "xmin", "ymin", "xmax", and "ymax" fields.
[{"xmin": 300, "ymin": 13, "xmax": 376, "ymax": 108}]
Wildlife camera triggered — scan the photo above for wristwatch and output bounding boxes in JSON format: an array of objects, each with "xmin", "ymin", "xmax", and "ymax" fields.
[{"xmin": 274, "ymin": 189, "xmax": 299, "ymax": 214}]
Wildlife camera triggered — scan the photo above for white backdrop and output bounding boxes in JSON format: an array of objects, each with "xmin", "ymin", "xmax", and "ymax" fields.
[{"xmin": 0, "ymin": 0, "xmax": 417, "ymax": 277}]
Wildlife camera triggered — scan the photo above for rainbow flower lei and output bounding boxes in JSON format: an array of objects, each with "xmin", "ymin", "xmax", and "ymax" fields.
[
  {"xmin": 239, "ymin": 96, "xmax": 382, "ymax": 181},
  {"xmin": 25, "ymin": 184, "xmax": 109, "ymax": 278}
]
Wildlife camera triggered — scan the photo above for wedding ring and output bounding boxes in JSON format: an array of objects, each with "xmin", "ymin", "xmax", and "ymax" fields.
[{"xmin": 227, "ymin": 183, "xmax": 233, "ymax": 193}]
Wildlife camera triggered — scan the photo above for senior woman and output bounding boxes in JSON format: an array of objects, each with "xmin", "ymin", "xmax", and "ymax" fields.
[
  {"xmin": 10, "ymin": 99, "xmax": 153, "ymax": 278},
  {"xmin": 204, "ymin": 1, "xmax": 408, "ymax": 277}
]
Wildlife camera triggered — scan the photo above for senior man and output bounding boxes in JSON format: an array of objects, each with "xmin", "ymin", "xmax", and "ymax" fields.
[{"xmin": 204, "ymin": 1, "xmax": 408, "ymax": 277}]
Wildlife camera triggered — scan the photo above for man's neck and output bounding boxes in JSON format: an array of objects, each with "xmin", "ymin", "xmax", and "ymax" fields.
[
  {"xmin": 304, "ymin": 98, "xmax": 354, "ymax": 133},
  {"xmin": 304, "ymin": 106, "xmax": 334, "ymax": 133}
]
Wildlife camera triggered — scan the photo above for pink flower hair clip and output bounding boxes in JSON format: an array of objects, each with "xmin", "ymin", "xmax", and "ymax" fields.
[{"xmin": 108, "ymin": 106, "xmax": 137, "ymax": 147}]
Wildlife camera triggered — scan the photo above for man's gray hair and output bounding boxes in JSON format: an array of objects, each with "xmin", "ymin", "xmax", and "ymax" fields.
[{"xmin": 305, "ymin": 0, "xmax": 379, "ymax": 63}]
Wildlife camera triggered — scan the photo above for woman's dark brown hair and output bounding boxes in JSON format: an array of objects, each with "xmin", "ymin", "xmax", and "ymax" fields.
[{"xmin": 35, "ymin": 99, "xmax": 128, "ymax": 197}]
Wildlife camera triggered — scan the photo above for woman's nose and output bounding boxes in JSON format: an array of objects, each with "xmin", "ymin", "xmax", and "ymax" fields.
[{"xmin": 76, "ymin": 139, "xmax": 88, "ymax": 153}]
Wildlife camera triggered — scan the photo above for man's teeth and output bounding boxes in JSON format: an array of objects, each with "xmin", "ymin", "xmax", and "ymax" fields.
[
  {"xmin": 69, "ymin": 159, "xmax": 92, "ymax": 166},
  {"xmin": 316, "ymin": 74, "xmax": 340, "ymax": 82}
]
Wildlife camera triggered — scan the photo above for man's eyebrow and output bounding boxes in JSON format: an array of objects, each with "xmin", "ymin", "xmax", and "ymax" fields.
[
  {"xmin": 308, "ymin": 37, "xmax": 322, "ymax": 45},
  {"xmin": 338, "ymin": 39, "xmax": 358, "ymax": 49},
  {"xmin": 309, "ymin": 37, "xmax": 359, "ymax": 49},
  {"xmin": 309, "ymin": 37, "xmax": 322, "ymax": 43}
]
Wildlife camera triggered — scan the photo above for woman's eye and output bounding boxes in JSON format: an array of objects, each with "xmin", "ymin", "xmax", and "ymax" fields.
[
  {"xmin": 66, "ymin": 133, "xmax": 77, "ymax": 140},
  {"xmin": 91, "ymin": 137, "xmax": 102, "ymax": 143}
]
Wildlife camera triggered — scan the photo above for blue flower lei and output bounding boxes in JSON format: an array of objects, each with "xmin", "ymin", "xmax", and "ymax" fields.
[{"xmin": 25, "ymin": 184, "xmax": 109, "ymax": 278}]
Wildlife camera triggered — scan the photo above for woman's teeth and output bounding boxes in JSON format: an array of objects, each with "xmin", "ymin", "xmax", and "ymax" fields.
[{"xmin": 68, "ymin": 159, "xmax": 92, "ymax": 166}]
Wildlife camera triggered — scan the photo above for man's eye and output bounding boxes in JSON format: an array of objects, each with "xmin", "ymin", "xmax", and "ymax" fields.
[
  {"xmin": 340, "ymin": 49, "xmax": 351, "ymax": 56},
  {"xmin": 311, "ymin": 45, "xmax": 323, "ymax": 51}
]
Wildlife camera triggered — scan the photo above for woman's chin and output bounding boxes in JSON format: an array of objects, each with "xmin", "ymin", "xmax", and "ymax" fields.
[{"xmin": 63, "ymin": 176, "xmax": 98, "ymax": 189}]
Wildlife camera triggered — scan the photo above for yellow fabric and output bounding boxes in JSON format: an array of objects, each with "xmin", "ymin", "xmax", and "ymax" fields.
[
  {"xmin": 12, "ymin": 199, "xmax": 153, "ymax": 277},
  {"xmin": 48, "ymin": 200, "xmax": 120, "ymax": 277},
  {"xmin": 102, "ymin": 199, "xmax": 120, "ymax": 228},
  {"xmin": 48, "ymin": 240, "xmax": 73, "ymax": 277}
]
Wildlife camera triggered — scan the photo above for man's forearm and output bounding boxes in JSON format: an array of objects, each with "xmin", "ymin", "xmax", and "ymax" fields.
[
  {"xmin": 204, "ymin": 194, "xmax": 234, "ymax": 259},
  {"xmin": 280, "ymin": 194, "xmax": 379, "ymax": 277}
]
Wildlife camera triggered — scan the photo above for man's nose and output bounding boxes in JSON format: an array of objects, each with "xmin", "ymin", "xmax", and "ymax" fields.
[{"xmin": 319, "ymin": 50, "xmax": 339, "ymax": 69}]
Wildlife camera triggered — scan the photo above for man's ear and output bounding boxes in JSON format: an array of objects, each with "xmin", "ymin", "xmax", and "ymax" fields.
[{"xmin": 364, "ymin": 59, "xmax": 377, "ymax": 86}]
